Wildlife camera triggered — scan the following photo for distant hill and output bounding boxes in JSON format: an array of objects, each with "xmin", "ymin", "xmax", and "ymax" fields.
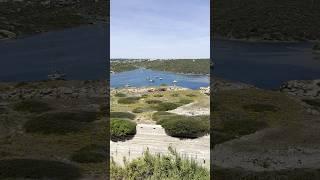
[
  {"xmin": 213, "ymin": 0, "xmax": 320, "ymax": 41},
  {"xmin": 0, "ymin": 0, "xmax": 109, "ymax": 39}
]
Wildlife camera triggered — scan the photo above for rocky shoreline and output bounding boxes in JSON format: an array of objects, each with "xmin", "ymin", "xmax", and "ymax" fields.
[{"xmin": 0, "ymin": 80, "xmax": 108, "ymax": 100}]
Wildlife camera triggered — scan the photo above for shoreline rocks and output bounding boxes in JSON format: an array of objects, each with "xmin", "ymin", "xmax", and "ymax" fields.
[
  {"xmin": 0, "ymin": 80, "xmax": 108, "ymax": 100},
  {"xmin": 280, "ymin": 79, "xmax": 320, "ymax": 99}
]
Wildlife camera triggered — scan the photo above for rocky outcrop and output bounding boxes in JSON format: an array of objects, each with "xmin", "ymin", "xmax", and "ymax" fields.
[
  {"xmin": 0, "ymin": 80, "xmax": 108, "ymax": 100},
  {"xmin": 212, "ymin": 77, "xmax": 254, "ymax": 92},
  {"xmin": 280, "ymin": 79, "xmax": 320, "ymax": 99},
  {"xmin": 0, "ymin": 29, "xmax": 16, "ymax": 40}
]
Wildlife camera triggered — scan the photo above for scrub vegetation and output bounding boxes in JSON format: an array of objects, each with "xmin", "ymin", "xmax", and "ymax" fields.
[
  {"xmin": 0, "ymin": 81, "xmax": 109, "ymax": 178},
  {"xmin": 111, "ymin": 88, "xmax": 209, "ymax": 139},
  {"xmin": 212, "ymin": 88, "xmax": 304, "ymax": 145},
  {"xmin": 110, "ymin": 148, "xmax": 210, "ymax": 180},
  {"xmin": 110, "ymin": 118, "xmax": 137, "ymax": 141}
]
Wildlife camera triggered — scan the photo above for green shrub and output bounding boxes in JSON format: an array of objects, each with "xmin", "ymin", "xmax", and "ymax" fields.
[
  {"xmin": 0, "ymin": 159, "xmax": 81, "ymax": 180},
  {"xmin": 110, "ymin": 112, "xmax": 136, "ymax": 120},
  {"xmin": 313, "ymin": 43, "xmax": 320, "ymax": 51},
  {"xmin": 118, "ymin": 97, "xmax": 140, "ymax": 104},
  {"xmin": 171, "ymin": 93, "xmax": 179, "ymax": 97},
  {"xmin": 186, "ymin": 93, "xmax": 197, "ymax": 97},
  {"xmin": 71, "ymin": 144, "xmax": 106, "ymax": 163},
  {"xmin": 179, "ymin": 99, "xmax": 193, "ymax": 105},
  {"xmin": 111, "ymin": 119, "xmax": 136, "ymax": 141},
  {"xmin": 141, "ymin": 94, "xmax": 149, "ymax": 98},
  {"xmin": 153, "ymin": 94, "xmax": 164, "ymax": 97},
  {"xmin": 216, "ymin": 111, "xmax": 267, "ymax": 136},
  {"xmin": 146, "ymin": 99, "xmax": 162, "ymax": 104},
  {"xmin": 24, "ymin": 111, "xmax": 97, "ymax": 134},
  {"xmin": 160, "ymin": 115, "xmax": 209, "ymax": 138},
  {"xmin": 154, "ymin": 102, "xmax": 181, "ymax": 111},
  {"xmin": 243, "ymin": 103, "xmax": 279, "ymax": 112},
  {"xmin": 13, "ymin": 100, "xmax": 51, "ymax": 113},
  {"xmin": 303, "ymin": 99, "xmax": 320, "ymax": 107},
  {"xmin": 132, "ymin": 107, "xmax": 145, "ymax": 113},
  {"xmin": 111, "ymin": 148, "xmax": 209, "ymax": 180},
  {"xmin": 115, "ymin": 92, "xmax": 126, "ymax": 97}
]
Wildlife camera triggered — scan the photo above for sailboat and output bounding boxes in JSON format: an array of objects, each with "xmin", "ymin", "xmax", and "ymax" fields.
[{"xmin": 48, "ymin": 70, "xmax": 66, "ymax": 80}]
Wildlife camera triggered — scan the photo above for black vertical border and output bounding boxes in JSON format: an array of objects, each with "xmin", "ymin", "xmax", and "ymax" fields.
[
  {"xmin": 210, "ymin": 0, "xmax": 214, "ymax": 178},
  {"xmin": 106, "ymin": 0, "xmax": 111, "ymax": 179}
]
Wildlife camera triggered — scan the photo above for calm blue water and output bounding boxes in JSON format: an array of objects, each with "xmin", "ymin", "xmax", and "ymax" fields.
[
  {"xmin": 1, "ymin": 24, "xmax": 320, "ymax": 89},
  {"xmin": 0, "ymin": 24, "xmax": 108, "ymax": 82},
  {"xmin": 111, "ymin": 68, "xmax": 209, "ymax": 89},
  {"xmin": 213, "ymin": 39, "xmax": 320, "ymax": 89}
]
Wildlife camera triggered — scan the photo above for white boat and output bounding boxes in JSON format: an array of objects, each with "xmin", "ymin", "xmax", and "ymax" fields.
[
  {"xmin": 172, "ymin": 80, "xmax": 177, "ymax": 83},
  {"xmin": 48, "ymin": 71, "xmax": 66, "ymax": 80},
  {"xmin": 159, "ymin": 78, "xmax": 163, "ymax": 80},
  {"xmin": 149, "ymin": 79, "xmax": 155, "ymax": 82},
  {"xmin": 125, "ymin": 83, "xmax": 131, "ymax": 87}
]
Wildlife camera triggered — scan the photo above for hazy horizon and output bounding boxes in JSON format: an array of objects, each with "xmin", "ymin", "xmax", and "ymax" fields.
[{"xmin": 111, "ymin": 0, "xmax": 210, "ymax": 59}]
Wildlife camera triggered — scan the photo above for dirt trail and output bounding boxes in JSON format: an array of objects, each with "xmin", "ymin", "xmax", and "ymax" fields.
[{"xmin": 110, "ymin": 124, "xmax": 210, "ymax": 168}]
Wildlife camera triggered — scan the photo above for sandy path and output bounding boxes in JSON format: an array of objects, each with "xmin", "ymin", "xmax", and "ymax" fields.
[
  {"xmin": 168, "ymin": 102, "xmax": 210, "ymax": 116},
  {"xmin": 110, "ymin": 124, "xmax": 210, "ymax": 168}
]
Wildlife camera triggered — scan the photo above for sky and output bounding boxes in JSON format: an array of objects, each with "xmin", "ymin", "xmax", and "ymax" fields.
[{"xmin": 111, "ymin": 0, "xmax": 210, "ymax": 59}]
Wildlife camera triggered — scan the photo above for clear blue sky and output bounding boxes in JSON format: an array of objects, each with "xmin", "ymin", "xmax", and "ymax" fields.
[{"xmin": 111, "ymin": 0, "xmax": 210, "ymax": 59}]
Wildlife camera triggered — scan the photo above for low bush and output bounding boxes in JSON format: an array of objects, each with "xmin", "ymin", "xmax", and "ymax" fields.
[
  {"xmin": 215, "ymin": 111, "xmax": 267, "ymax": 137},
  {"xmin": 179, "ymin": 99, "xmax": 193, "ymax": 105},
  {"xmin": 13, "ymin": 100, "xmax": 51, "ymax": 113},
  {"xmin": 313, "ymin": 43, "xmax": 320, "ymax": 51},
  {"xmin": 24, "ymin": 111, "xmax": 97, "ymax": 134},
  {"xmin": 132, "ymin": 107, "xmax": 145, "ymax": 113},
  {"xmin": 111, "ymin": 148, "xmax": 209, "ymax": 180},
  {"xmin": 111, "ymin": 119, "xmax": 137, "ymax": 141},
  {"xmin": 154, "ymin": 102, "xmax": 181, "ymax": 111},
  {"xmin": 303, "ymin": 99, "xmax": 320, "ymax": 107},
  {"xmin": 243, "ymin": 103, "xmax": 279, "ymax": 112},
  {"xmin": 71, "ymin": 144, "xmax": 106, "ymax": 163},
  {"xmin": 141, "ymin": 94, "xmax": 149, "ymax": 98},
  {"xmin": 118, "ymin": 97, "xmax": 140, "ymax": 104},
  {"xmin": 160, "ymin": 115, "xmax": 209, "ymax": 138},
  {"xmin": 114, "ymin": 92, "xmax": 126, "ymax": 97},
  {"xmin": 146, "ymin": 99, "xmax": 162, "ymax": 104},
  {"xmin": 153, "ymin": 94, "xmax": 163, "ymax": 97},
  {"xmin": 0, "ymin": 159, "xmax": 81, "ymax": 180},
  {"xmin": 110, "ymin": 112, "xmax": 136, "ymax": 120},
  {"xmin": 171, "ymin": 93, "xmax": 179, "ymax": 97},
  {"xmin": 186, "ymin": 93, "xmax": 197, "ymax": 97}
]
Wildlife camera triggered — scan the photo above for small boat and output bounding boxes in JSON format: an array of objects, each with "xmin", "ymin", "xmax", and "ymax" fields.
[
  {"xmin": 172, "ymin": 80, "xmax": 177, "ymax": 83},
  {"xmin": 159, "ymin": 78, "xmax": 163, "ymax": 80},
  {"xmin": 149, "ymin": 79, "xmax": 155, "ymax": 82},
  {"xmin": 125, "ymin": 83, "xmax": 131, "ymax": 87},
  {"xmin": 48, "ymin": 71, "xmax": 66, "ymax": 80}
]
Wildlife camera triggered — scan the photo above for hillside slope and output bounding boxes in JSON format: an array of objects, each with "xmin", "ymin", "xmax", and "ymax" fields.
[{"xmin": 213, "ymin": 0, "xmax": 320, "ymax": 41}]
